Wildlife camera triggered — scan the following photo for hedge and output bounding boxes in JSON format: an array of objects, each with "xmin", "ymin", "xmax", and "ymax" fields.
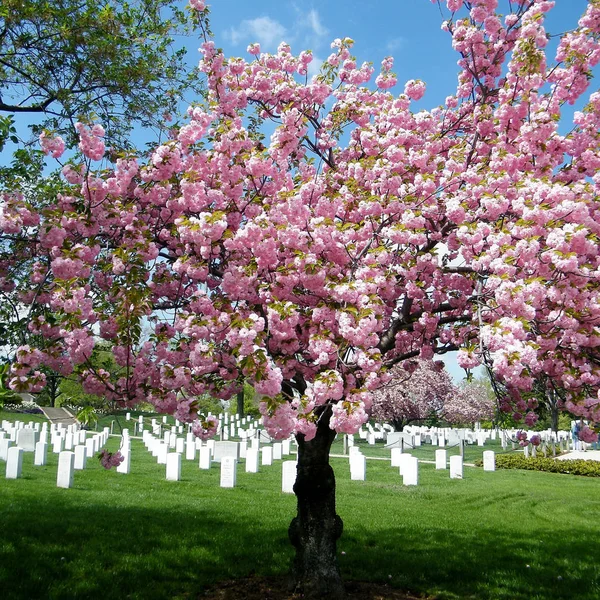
[{"xmin": 476, "ymin": 454, "xmax": 600, "ymax": 477}]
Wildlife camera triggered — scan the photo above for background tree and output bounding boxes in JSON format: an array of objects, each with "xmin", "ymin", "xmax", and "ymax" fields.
[
  {"xmin": 371, "ymin": 360, "xmax": 456, "ymax": 430},
  {"xmin": 442, "ymin": 378, "xmax": 495, "ymax": 427},
  {"xmin": 0, "ymin": 0, "xmax": 208, "ymax": 149},
  {"xmin": 3, "ymin": 1, "xmax": 600, "ymax": 598}
]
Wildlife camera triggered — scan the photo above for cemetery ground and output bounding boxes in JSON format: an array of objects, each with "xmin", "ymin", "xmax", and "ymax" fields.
[{"xmin": 0, "ymin": 412, "xmax": 599, "ymax": 600}]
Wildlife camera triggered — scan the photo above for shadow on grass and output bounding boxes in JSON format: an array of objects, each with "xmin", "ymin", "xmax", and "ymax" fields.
[
  {"xmin": 0, "ymin": 499, "xmax": 291, "ymax": 600},
  {"xmin": 339, "ymin": 524, "xmax": 600, "ymax": 600}
]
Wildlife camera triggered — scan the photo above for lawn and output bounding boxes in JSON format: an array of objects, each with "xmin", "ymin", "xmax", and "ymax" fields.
[{"xmin": 0, "ymin": 411, "xmax": 598, "ymax": 599}]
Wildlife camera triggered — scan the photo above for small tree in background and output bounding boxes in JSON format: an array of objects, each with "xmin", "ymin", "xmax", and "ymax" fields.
[
  {"xmin": 371, "ymin": 361, "xmax": 456, "ymax": 430},
  {"xmin": 443, "ymin": 379, "xmax": 495, "ymax": 427}
]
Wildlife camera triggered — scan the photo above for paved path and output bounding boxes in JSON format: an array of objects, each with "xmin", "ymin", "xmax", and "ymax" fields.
[
  {"xmin": 555, "ymin": 450, "xmax": 600, "ymax": 462},
  {"xmin": 39, "ymin": 406, "xmax": 78, "ymax": 427}
]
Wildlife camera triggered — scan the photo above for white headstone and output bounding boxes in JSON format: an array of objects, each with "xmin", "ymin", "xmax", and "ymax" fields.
[
  {"xmin": 52, "ymin": 436, "xmax": 64, "ymax": 454},
  {"xmin": 6, "ymin": 446, "xmax": 24, "ymax": 479},
  {"xmin": 391, "ymin": 447, "xmax": 403, "ymax": 467},
  {"xmin": 213, "ymin": 441, "xmax": 239, "ymax": 463},
  {"xmin": 57, "ymin": 451, "xmax": 75, "ymax": 488},
  {"xmin": 220, "ymin": 456, "xmax": 237, "ymax": 488},
  {"xmin": 282, "ymin": 439, "xmax": 291, "ymax": 455},
  {"xmin": 34, "ymin": 441, "xmax": 48, "ymax": 466},
  {"xmin": 16, "ymin": 428, "xmax": 38, "ymax": 452},
  {"xmin": 350, "ymin": 453, "xmax": 366, "ymax": 480},
  {"xmin": 157, "ymin": 442, "xmax": 168, "ymax": 465},
  {"xmin": 435, "ymin": 449, "xmax": 447, "ymax": 470},
  {"xmin": 199, "ymin": 446, "xmax": 212, "ymax": 470},
  {"xmin": 403, "ymin": 456, "xmax": 419, "ymax": 486},
  {"xmin": 185, "ymin": 440, "xmax": 196, "ymax": 461},
  {"xmin": 245, "ymin": 448, "xmax": 259, "ymax": 473},
  {"xmin": 0, "ymin": 437, "xmax": 12, "ymax": 461},
  {"xmin": 273, "ymin": 442, "xmax": 283, "ymax": 460},
  {"xmin": 74, "ymin": 444, "xmax": 87, "ymax": 470},
  {"xmin": 117, "ymin": 448, "xmax": 130, "ymax": 474},
  {"xmin": 398, "ymin": 453, "xmax": 413, "ymax": 477},
  {"xmin": 282, "ymin": 461, "xmax": 297, "ymax": 493},
  {"xmin": 450, "ymin": 455, "xmax": 463, "ymax": 479},
  {"xmin": 175, "ymin": 437, "xmax": 185, "ymax": 454},
  {"xmin": 85, "ymin": 438, "xmax": 95, "ymax": 458},
  {"xmin": 166, "ymin": 453, "xmax": 181, "ymax": 481},
  {"xmin": 261, "ymin": 446, "xmax": 273, "ymax": 466},
  {"xmin": 239, "ymin": 439, "xmax": 248, "ymax": 459},
  {"xmin": 483, "ymin": 450, "xmax": 495, "ymax": 472}
]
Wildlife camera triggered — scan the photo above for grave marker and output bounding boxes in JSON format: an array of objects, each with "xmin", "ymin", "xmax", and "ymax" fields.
[
  {"xmin": 34, "ymin": 441, "xmax": 48, "ymax": 466},
  {"xmin": 403, "ymin": 456, "xmax": 418, "ymax": 486},
  {"xmin": 450, "ymin": 455, "xmax": 463, "ymax": 479},
  {"xmin": 199, "ymin": 446, "xmax": 212, "ymax": 470},
  {"xmin": 245, "ymin": 448, "xmax": 259, "ymax": 473},
  {"xmin": 57, "ymin": 451, "xmax": 75, "ymax": 488},
  {"xmin": 74, "ymin": 445, "xmax": 87, "ymax": 470},
  {"xmin": 282, "ymin": 461, "xmax": 297, "ymax": 493},
  {"xmin": 16, "ymin": 428, "xmax": 38, "ymax": 452},
  {"xmin": 350, "ymin": 453, "xmax": 366, "ymax": 481},
  {"xmin": 6, "ymin": 446, "xmax": 24, "ymax": 479},
  {"xmin": 220, "ymin": 456, "xmax": 237, "ymax": 488},
  {"xmin": 261, "ymin": 446, "xmax": 273, "ymax": 466},
  {"xmin": 483, "ymin": 450, "xmax": 495, "ymax": 472},
  {"xmin": 166, "ymin": 453, "xmax": 182, "ymax": 481}
]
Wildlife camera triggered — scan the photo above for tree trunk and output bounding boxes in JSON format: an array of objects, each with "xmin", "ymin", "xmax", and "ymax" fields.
[
  {"xmin": 288, "ymin": 405, "xmax": 345, "ymax": 599},
  {"xmin": 236, "ymin": 389, "xmax": 244, "ymax": 417}
]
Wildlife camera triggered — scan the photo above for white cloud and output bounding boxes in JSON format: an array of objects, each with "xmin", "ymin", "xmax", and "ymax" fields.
[
  {"xmin": 305, "ymin": 9, "xmax": 328, "ymax": 38},
  {"xmin": 226, "ymin": 16, "xmax": 287, "ymax": 52},
  {"xmin": 386, "ymin": 37, "xmax": 406, "ymax": 53},
  {"xmin": 306, "ymin": 54, "xmax": 324, "ymax": 79}
]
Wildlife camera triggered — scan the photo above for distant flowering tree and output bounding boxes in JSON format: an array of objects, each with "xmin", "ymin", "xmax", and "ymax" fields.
[
  {"xmin": 371, "ymin": 360, "xmax": 456, "ymax": 430},
  {"xmin": 443, "ymin": 380, "xmax": 495, "ymax": 426},
  {"xmin": 2, "ymin": 1, "xmax": 600, "ymax": 597}
]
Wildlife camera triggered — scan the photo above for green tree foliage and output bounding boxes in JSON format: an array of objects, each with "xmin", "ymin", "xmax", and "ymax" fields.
[{"xmin": 0, "ymin": 0, "xmax": 207, "ymax": 148}]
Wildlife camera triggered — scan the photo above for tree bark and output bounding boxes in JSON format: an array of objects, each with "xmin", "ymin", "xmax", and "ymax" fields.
[
  {"xmin": 236, "ymin": 389, "xmax": 244, "ymax": 417},
  {"xmin": 288, "ymin": 404, "xmax": 345, "ymax": 599}
]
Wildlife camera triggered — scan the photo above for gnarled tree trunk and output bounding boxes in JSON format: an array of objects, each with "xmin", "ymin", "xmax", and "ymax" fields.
[{"xmin": 288, "ymin": 405, "xmax": 345, "ymax": 599}]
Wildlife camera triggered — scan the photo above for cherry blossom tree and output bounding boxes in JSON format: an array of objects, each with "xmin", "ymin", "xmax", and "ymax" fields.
[
  {"xmin": 371, "ymin": 360, "xmax": 456, "ymax": 430},
  {"xmin": 443, "ymin": 379, "xmax": 495, "ymax": 425},
  {"xmin": 2, "ymin": 0, "xmax": 600, "ymax": 597}
]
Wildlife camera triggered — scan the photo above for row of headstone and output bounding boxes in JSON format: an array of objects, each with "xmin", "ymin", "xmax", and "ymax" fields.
[{"xmin": 3, "ymin": 425, "xmax": 109, "ymax": 486}]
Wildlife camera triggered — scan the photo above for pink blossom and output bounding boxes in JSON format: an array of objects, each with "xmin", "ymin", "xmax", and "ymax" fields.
[
  {"xmin": 191, "ymin": 415, "xmax": 219, "ymax": 440},
  {"xmin": 404, "ymin": 79, "xmax": 426, "ymax": 101},
  {"xmin": 99, "ymin": 450, "xmax": 124, "ymax": 469},
  {"xmin": 39, "ymin": 132, "xmax": 66, "ymax": 159}
]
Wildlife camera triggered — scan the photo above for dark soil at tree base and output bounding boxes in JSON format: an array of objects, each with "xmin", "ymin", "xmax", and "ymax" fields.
[{"xmin": 198, "ymin": 575, "xmax": 431, "ymax": 600}]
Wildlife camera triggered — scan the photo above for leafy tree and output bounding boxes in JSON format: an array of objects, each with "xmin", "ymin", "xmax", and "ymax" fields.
[
  {"xmin": 0, "ymin": 0, "xmax": 208, "ymax": 148},
  {"xmin": 371, "ymin": 360, "xmax": 456, "ymax": 430},
  {"xmin": 3, "ymin": 1, "xmax": 600, "ymax": 597}
]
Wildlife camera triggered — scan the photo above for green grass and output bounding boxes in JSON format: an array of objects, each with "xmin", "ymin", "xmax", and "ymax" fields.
[{"xmin": 0, "ymin": 411, "xmax": 598, "ymax": 599}]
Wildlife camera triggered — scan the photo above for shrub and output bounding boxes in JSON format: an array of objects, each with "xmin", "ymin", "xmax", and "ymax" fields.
[{"xmin": 477, "ymin": 454, "xmax": 600, "ymax": 477}]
